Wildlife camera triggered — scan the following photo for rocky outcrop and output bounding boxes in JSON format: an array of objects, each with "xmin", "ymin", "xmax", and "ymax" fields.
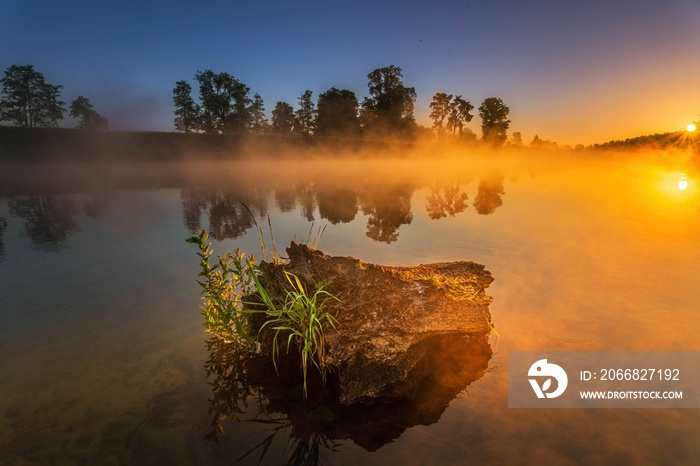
[{"xmin": 257, "ymin": 242, "xmax": 496, "ymax": 405}]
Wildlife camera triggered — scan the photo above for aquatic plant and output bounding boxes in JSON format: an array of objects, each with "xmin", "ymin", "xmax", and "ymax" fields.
[
  {"xmin": 256, "ymin": 271, "xmax": 339, "ymax": 396},
  {"xmin": 186, "ymin": 230, "xmax": 257, "ymax": 346},
  {"xmin": 187, "ymin": 228, "xmax": 340, "ymax": 397}
]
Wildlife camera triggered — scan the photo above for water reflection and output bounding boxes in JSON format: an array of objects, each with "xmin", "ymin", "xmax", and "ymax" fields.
[
  {"xmin": 7, "ymin": 195, "xmax": 79, "ymax": 253},
  {"xmin": 180, "ymin": 187, "xmax": 269, "ymax": 239},
  {"xmin": 473, "ymin": 176, "xmax": 505, "ymax": 215},
  {"xmin": 81, "ymin": 191, "xmax": 111, "ymax": 220},
  {"xmin": 0, "ymin": 215, "xmax": 7, "ymax": 260},
  {"xmin": 359, "ymin": 184, "xmax": 414, "ymax": 243},
  {"xmin": 203, "ymin": 334, "xmax": 492, "ymax": 462},
  {"xmin": 426, "ymin": 182, "xmax": 469, "ymax": 219}
]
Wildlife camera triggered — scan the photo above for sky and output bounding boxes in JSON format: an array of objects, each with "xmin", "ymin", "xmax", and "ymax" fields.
[{"xmin": 1, "ymin": 0, "xmax": 699, "ymax": 145}]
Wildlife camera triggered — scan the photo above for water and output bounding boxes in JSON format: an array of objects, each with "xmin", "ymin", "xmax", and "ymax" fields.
[{"xmin": 0, "ymin": 156, "xmax": 698, "ymax": 465}]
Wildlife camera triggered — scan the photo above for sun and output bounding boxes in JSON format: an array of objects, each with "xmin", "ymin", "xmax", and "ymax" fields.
[{"xmin": 687, "ymin": 123, "xmax": 697, "ymax": 132}]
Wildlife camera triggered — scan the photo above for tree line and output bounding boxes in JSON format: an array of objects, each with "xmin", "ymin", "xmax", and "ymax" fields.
[
  {"xmin": 173, "ymin": 64, "xmax": 513, "ymax": 145},
  {"xmin": 0, "ymin": 63, "xmax": 513, "ymax": 144},
  {"xmin": 0, "ymin": 65, "xmax": 108, "ymax": 130}
]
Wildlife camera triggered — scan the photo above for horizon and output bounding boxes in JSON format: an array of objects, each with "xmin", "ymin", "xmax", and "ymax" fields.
[{"xmin": 1, "ymin": 0, "xmax": 699, "ymax": 146}]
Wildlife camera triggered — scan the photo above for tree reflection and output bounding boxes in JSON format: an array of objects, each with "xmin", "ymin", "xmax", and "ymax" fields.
[
  {"xmin": 81, "ymin": 191, "xmax": 111, "ymax": 220},
  {"xmin": 274, "ymin": 186, "xmax": 297, "ymax": 213},
  {"xmin": 0, "ymin": 216, "xmax": 7, "ymax": 260},
  {"xmin": 180, "ymin": 187, "xmax": 269, "ymax": 240},
  {"xmin": 360, "ymin": 185, "xmax": 414, "ymax": 243},
  {"xmin": 317, "ymin": 186, "xmax": 359, "ymax": 224},
  {"xmin": 473, "ymin": 176, "xmax": 505, "ymax": 215},
  {"xmin": 425, "ymin": 182, "xmax": 469, "ymax": 219},
  {"xmin": 8, "ymin": 195, "xmax": 78, "ymax": 252},
  {"xmin": 203, "ymin": 334, "xmax": 491, "ymax": 462}
]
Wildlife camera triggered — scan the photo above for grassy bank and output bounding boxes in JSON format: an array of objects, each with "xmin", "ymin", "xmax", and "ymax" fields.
[{"xmin": 0, "ymin": 126, "xmax": 403, "ymax": 162}]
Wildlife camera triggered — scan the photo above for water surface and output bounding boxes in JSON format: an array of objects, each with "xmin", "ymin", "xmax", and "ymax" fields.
[{"xmin": 0, "ymin": 155, "xmax": 698, "ymax": 465}]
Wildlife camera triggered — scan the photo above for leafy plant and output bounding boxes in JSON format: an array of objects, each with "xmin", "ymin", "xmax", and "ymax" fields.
[
  {"xmin": 188, "ymin": 228, "xmax": 340, "ymax": 397},
  {"xmin": 254, "ymin": 271, "xmax": 339, "ymax": 397},
  {"xmin": 186, "ymin": 230, "xmax": 256, "ymax": 346}
]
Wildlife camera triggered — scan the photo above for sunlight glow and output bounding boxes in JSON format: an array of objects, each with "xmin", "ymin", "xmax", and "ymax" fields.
[
  {"xmin": 678, "ymin": 180, "xmax": 688, "ymax": 191},
  {"xmin": 687, "ymin": 124, "xmax": 697, "ymax": 132}
]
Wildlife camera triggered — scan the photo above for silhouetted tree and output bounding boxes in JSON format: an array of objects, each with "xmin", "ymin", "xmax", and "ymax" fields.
[
  {"xmin": 316, "ymin": 87, "xmax": 360, "ymax": 137},
  {"xmin": 195, "ymin": 70, "xmax": 251, "ymax": 134},
  {"xmin": 361, "ymin": 65, "xmax": 417, "ymax": 137},
  {"xmin": 172, "ymin": 80, "xmax": 200, "ymax": 133},
  {"xmin": 69, "ymin": 96, "xmax": 108, "ymax": 130},
  {"xmin": 271, "ymin": 101, "xmax": 295, "ymax": 135},
  {"xmin": 247, "ymin": 93, "xmax": 268, "ymax": 134},
  {"xmin": 473, "ymin": 176, "xmax": 505, "ymax": 215},
  {"xmin": 447, "ymin": 96, "xmax": 474, "ymax": 139},
  {"xmin": 510, "ymin": 131, "xmax": 523, "ymax": 147},
  {"xmin": 429, "ymin": 92, "xmax": 452, "ymax": 138},
  {"xmin": 295, "ymin": 90, "xmax": 316, "ymax": 137},
  {"xmin": 530, "ymin": 135, "xmax": 558, "ymax": 150},
  {"xmin": 0, "ymin": 65, "xmax": 65, "ymax": 127},
  {"xmin": 478, "ymin": 97, "xmax": 510, "ymax": 145}
]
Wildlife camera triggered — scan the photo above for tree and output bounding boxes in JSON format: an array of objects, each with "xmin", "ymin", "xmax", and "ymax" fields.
[
  {"xmin": 271, "ymin": 101, "xmax": 295, "ymax": 135},
  {"xmin": 194, "ymin": 70, "xmax": 251, "ymax": 134},
  {"xmin": 0, "ymin": 64, "xmax": 65, "ymax": 127},
  {"xmin": 429, "ymin": 92, "xmax": 452, "ymax": 138},
  {"xmin": 447, "ymin": 96, "xmax": 474, "ymax": 139},
  {"xmin": 172, "ymin": 80, "xmax": 200, "ymax": 133},
  {"xmin": 362, "ymin": 65, "xmax": 417, "ymax": 137},
  {"xmin": 316, "ymin": 87, "xmax": 360, "ymax": 137},
  {"xmin": 511, "ymin": 131, "xmax": 523, "ymax": 147},
  {"xmin": 295, "ymin": 90, "xmax": 316, "ymax": 137},
  {"xmin": 69, "ymin": 96, "xmax": 108, "ymax": 130},
  {"xmin": 247, "ymin": 93, "xmax": 267, "ymax": 134},
  {"xmin": 478, "ymin": 97, "xmax": 511, "ymax": 145}
]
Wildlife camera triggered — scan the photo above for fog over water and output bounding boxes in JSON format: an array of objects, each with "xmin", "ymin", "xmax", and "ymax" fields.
[{"xmin": 0, "ymin": 152, "xmax": 698, "ymax": 464}]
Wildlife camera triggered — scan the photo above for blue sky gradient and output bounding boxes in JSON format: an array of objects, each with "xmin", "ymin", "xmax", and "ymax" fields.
[{"xmin": 1, "ymin": 0, "xmax": 699, "ymax": 144}]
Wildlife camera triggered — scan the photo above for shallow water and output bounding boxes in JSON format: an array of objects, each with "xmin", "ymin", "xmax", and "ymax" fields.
[{"xmin": 0, "ymin": 155, "xmax": 699, "ymax": 465}]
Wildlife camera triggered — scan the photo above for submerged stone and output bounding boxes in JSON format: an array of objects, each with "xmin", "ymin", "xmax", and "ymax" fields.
[{"xmin": 256, "ymin": 242, "xmax": 496, "ymax": 405}]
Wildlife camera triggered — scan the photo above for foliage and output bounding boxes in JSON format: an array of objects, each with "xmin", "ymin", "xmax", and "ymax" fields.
[
  {"xmin": 295, "ymin": 90, "xmax": 316, "ymax": 137},
  {"xmin": 257, "ymin": 272, "xmax": 339, "ymax": 397},
  {"xmin": 69, "ymin": 96, "xmax": 108, "ymax": 130},
  {"xmin": 362, "ymin": 65, "xmax": 417, "ymax": 136},
  {"xmin": 447, "ymin": 96, "xmax": 474, "ymax": 139},
  {"xmin": 186, "ymin": 230, "xmax": 257, "ymax": 346},
  {"xmin": 478, "ymin": 97, "xmax": 511, "ymax": 145},
  {"xmin": 316, "ymin": 87, "xmax": 360, "ymax": 137},
  {"xmin": 187, "ymin": 227, "xmax": 340, "ymax": 397},
  {"xmin": 195, "ymin": 70, "xmax": 251, "ymax": 134},
  {"xmin": 0, "ymin": 64, "xmax": 65, "ymax": 127},
  {"xmin": 247, "ymin": 93, "xmax": 268, "ymax": 134},
  {"xmin": 172, "ymin": 80, "xmax": 200, "ymax": 133},
  {"xmin": 429, "ymin": 92, "xmax": 452, "ymax": 136},
  {"xmin": 271, "ymin": 101, "xmax": 296, "ymax": 135}
]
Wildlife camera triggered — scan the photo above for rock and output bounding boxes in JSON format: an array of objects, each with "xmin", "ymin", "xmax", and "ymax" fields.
[{"xmin": 257, "ymin": 242, "xmax": 495, "ymax": 405}]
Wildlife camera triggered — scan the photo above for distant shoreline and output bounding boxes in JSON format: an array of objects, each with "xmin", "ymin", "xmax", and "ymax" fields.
[{"xmin": 0, "ymin": 126, "xmax": 696, "ymax": 163}]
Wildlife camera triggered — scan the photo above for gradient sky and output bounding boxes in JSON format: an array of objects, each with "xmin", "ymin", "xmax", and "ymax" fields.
[{"xmin": 1, "ymin": 0, "xmax": 699, "ymax": 145}]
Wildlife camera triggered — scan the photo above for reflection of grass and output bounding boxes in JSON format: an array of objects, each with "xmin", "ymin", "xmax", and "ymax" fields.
[{"xmin": 233, "ymin": 414, "xmax": 340, "ymax": 466}]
